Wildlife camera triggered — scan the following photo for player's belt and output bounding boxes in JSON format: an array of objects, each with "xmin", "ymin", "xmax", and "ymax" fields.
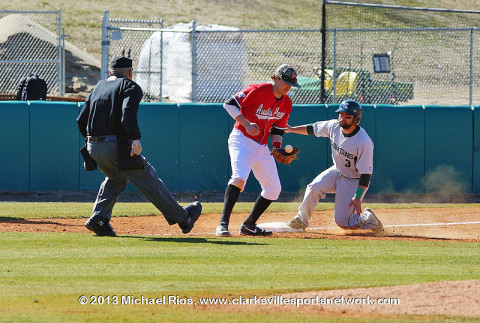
[{"xmin": 87, "ymin": 135, "xmax": 117, "ymax": 143}]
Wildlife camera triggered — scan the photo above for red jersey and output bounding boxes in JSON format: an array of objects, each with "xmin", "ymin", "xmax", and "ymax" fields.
[{"xmin": 232, "ymin": 83, "xmax": 292, "ymax": 145}]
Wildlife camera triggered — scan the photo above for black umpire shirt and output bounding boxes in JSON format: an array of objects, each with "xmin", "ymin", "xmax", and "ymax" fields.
[{"xmin": 77, "ymin": 73, "xmax": 143, "ymax": 140}]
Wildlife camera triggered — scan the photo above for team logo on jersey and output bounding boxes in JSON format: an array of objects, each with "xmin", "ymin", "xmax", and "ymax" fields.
[
  {"xmin": 331, "ymin": 140, "xmax": 354, "ymax": 159},
  {"xmin": 255, "ymin": 105, "xmax": 286, "ymax": 120},
  {"xmin": 236, "ymin": 92, "xmax": 246, "ymax": 99}
]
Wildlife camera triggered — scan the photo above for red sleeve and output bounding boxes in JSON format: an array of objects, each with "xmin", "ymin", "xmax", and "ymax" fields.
[
  {"xmin": 273, "ymin": 98, "xmax": 293, "ymax": 129},
  {"xmin": 233, "ymin": 84, "xmax": 257, "ymax": 109}
]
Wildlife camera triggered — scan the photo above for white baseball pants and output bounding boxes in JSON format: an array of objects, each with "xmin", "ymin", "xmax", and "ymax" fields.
[{"xmin": 227, "ymin": 129, "xmax": 281, "ymax": 201}]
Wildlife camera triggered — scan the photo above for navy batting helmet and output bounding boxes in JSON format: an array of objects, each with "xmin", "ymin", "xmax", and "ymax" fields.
[{"xmin": 335, "ymin": 100, "xmax": 362, "ymax": 124}]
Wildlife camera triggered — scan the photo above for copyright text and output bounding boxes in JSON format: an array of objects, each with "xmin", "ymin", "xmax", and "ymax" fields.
[{"xmin": 78, "ymin": 294, "xmax": 400, "ymax": 307}]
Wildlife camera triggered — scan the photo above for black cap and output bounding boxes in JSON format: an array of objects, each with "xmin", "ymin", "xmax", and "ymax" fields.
[
  {"xmin": 111, "ymin": 56, "xmax": 132, "ymax": 69},
  {"xmin": 276, "ymin": 64, "xmax": 300, "ymax": 88}
]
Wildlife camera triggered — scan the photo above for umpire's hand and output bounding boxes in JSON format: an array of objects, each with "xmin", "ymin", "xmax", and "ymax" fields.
[{"xmin": 130, "ymin": 139, "xmax": 142, "ymax": 156}]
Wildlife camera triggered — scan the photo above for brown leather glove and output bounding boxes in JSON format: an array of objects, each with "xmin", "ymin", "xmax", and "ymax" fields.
[{"xmin": 270, "ymin": 147, "xmax": 300, "ymax": 165}]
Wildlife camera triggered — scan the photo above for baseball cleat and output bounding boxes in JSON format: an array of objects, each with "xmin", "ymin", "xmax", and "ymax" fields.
[
  {"xmin": 180, "ymin": 201, "xmax": 202, "ymax": 234},
  {"xmin": 85, "ymin": 217, "xmax": 116, "ymax": 237},
  {"xmin": 288, "ymin": 216, "xmax": 308, "ymax": 230},
  {"xmin": 240, "ymin": 224, "xmax": 272, "ymax": 236},
  {"xmin": 363, "ymin": 208, "xmax": 384, "ymax": 233},
  {"xmin": 216, "ymin": 224, "xmax": 231, "ymax": 237}
]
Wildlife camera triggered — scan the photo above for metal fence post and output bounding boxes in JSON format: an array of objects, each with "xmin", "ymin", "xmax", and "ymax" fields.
[
  {"xmin": 191, "ymin": 21, "xmax": 197, "ymax": 102},
  {"xmin": 470, "ymin": 28, "xmax": 473, "ymax": 106},
  {"xmin": 101, "ymin": 11, "xmax": 110, "ymax": 80},
  {"xmin": 61, "ymin": 26, "xmax": 66, "ymax": 97},
  {"xmin": 332, "ymin": 29, "xmax": 337, "ymax": 103},
  {"xmin": 56, "ymin": 9, "xmax": 64, "ymax": 96},
  {"xmin": 159, "ymin": 18, "xmax": 164, "ymax": 102},
  {"xmin": 320, "ymin": 0, "xmax": 327, "ymax": 103}
]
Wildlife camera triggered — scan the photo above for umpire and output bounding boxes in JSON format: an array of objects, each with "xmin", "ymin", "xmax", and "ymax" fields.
[{"xmin": 77, "ymin": 55, "xmax": 202, "ymax": 236}]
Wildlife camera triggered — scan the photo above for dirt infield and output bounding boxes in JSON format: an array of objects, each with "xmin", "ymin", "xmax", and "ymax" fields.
[
  {"xmin": 231, "ymin": 280, "xmax": 480, "ymax": 317},
  {"xmin": 1, "ymin": 206, "xmax": 479, "ymax": 318},
  {"xmin": 2, "ymin": 206, "xmax": 480, "ymax": 242}
]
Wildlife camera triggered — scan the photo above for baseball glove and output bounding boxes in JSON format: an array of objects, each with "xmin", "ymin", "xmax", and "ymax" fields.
[{"xmin": 270, "ymin": 147, "xmax": 300, "ymax": 165}]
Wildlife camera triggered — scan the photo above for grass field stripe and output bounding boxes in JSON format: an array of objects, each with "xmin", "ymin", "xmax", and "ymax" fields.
[{"xmin": 308, "ymin": 221, "xmax": 480, "ymax": 230}]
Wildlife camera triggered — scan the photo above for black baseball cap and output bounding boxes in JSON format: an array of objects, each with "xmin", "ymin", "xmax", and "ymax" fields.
[
  {"xmin": 276, "ymin": 64, "xmax": 300, "ymax": 88},
  {"xmin": 111, "ymin": 56, "xmax": 132, "ymax": 69}
]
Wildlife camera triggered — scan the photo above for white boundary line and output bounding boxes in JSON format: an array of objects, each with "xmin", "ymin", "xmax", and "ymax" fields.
[
  {"xmin": 383, "ymin": 221, "xmax": 480, "ymax": 228},
  {"xmin": 308, "ymin": 221, "xmax": 480, "ymax": 231}
]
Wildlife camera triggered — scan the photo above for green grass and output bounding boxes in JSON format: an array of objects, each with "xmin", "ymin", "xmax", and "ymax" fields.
[
  {"xmin": 1, "ymin": 202, "xmax": 479, "ymax": 321},
  {"xmin": 0, "ymin": 231, "xmax": 479, "ymax": 321},
  {"xmin": 1, "ymin": 201, "xmax": 477, "ymax": 219}
]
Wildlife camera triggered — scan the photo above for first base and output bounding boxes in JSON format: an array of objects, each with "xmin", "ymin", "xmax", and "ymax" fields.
[{"xmin": 257, "ymin": 222, "xmax": 305, "ymax": 233}]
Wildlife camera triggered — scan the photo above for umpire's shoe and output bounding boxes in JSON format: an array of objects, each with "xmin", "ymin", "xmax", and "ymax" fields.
[
  {"xmin": 240, "ymin": 223, "xmax": 272, "ymax": 236},
  {"xmin": 85, "ymin": 217, "xmax": 116, "ymax": 237},
  {"xmin": 180, "ymin": 201, "xmax": 202, "ymax": 234}
]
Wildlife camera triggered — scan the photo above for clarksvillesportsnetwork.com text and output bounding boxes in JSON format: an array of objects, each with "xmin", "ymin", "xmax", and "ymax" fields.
[
  {"xmin": 197, "ymin": 295, "xmax": 400, "ymax": 306},
  {"xmin": 79, "ymin": 295, "xmax": 400, "ymax": 307}
]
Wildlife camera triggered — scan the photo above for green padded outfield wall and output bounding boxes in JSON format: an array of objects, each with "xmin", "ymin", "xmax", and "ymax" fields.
[
  {"xmin": 29, "ymin": 101, "xmax": 80, "ymax": 191},
  {"xmin": 0, "ymin": 101, "xmax": 30, "ymax": 191},
  {"xmin": 0, "ymin": 101, "xmax": 478, "ymax": 196},
  {"xmin": 178, "ymin": 103, "xmax": 231, "ymax": 191},
  {"xmin": 474, "ymin": 106, "xmax": 480, "ymax": 194},
  {"xmin": 375, "ymin": 105, "xmax": 425, "ymax": 193},
  {"xmin": 424, "ymin": 105, "xmax": 473, "ymax": 193},
  {"xmin": 78, "ymin": 102, "xmax": 105, "ymax": 191},
  {"xmin": 126, "ymin": 102, "xmax": 182, "ymax": 192}
]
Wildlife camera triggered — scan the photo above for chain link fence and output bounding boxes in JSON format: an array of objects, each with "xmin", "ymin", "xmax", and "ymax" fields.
[
  {"xmin": 101, "ymin": 2, "xmax": 480, "ymax": 105},
  {"xmin": 0, "ymin": 10, "xmax": 64, "ymax": 97},
  {"xmin": 322, "ymin": 1, "xmax": 480, "ymax": 106},
  {"xmin": 102, "ymin": 12, "xmax": 321, "ymax": 102},
  {"xmin": 103, "ymin": 13, "xmax": 323, "ymax": 103}
]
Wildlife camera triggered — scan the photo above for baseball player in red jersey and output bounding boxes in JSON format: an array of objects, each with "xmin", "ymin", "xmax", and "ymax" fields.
[{"xmin": 216, "ymin": 64, "xmax": 300, "ymax": 237}]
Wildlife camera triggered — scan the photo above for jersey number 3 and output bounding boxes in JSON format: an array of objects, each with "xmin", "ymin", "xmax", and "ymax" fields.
[{"xmin": 345, "ymin": 159, "xmax": 351, "ymax": 167}]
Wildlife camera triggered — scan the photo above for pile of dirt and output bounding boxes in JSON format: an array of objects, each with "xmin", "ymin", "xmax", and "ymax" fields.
[{"xmin": 0, "ymin": 14, "xmax": 100, "ymax": 97}]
